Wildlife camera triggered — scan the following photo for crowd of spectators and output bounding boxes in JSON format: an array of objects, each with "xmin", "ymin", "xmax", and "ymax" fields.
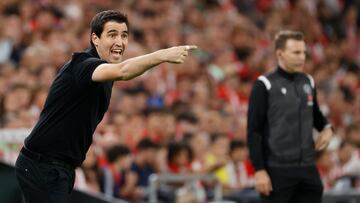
[{"xmin": 0, "ymin": 0, "xmax": 359, "ymax": 202}]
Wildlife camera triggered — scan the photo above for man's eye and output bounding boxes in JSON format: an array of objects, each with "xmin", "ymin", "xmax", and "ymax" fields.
[{"xmin": 121, "ymin": 34, "xmax": 128, "ymax": 39}]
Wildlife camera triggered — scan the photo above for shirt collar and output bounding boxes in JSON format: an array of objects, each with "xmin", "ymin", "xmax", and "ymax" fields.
[
  {"xmin": 85, "ymin": 46, "xmax": 101, "ymax": 59},
  {"xmin": 277, "ymin": 66, "xmax": 296, "ymax": 80}
]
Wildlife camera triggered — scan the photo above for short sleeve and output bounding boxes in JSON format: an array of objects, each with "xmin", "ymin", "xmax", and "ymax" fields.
[{"xmin": 72, "ymin": 57, "xmax": 107, "ymax": 86}]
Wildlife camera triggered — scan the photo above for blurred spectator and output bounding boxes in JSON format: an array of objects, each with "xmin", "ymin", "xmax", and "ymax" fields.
[
  {"xmin": 222, "ymin": 139, "xmax": 254, "ymax": 193},
  {"xmin": 145, "ymin": 109, "xmax": 176, "ymax": 145},
  {"xmin": 346, "ymin": 124, "xmax": 360, "ymax": 148},
  {"xmin": 331, "ymin": 141, "xmax": 360, "ymax": 191},
  {"xmin": 335, "ymin": 141, "xmax": 360, "ymax": 176},
  {"xmin": 317, "ymin": 140, "xmax": 360, "ymax": 191},
  {"xmin": 167, "ymin": 141, "xmax": 193, "ymax": 174},
  {"xmin": 102, "ymin": 144, "xmax": 139, "ymax": 201},
  {"xmin": 175, "ymin": 111, "xmax": 199, "ymax": 137},
  {"xmin": 166, "ymin": 141, "xmax": 205, "ymax": 203},
  {"xmin": 130, "ymin": 138, "xmax": 161, "ymax": 202},
  {"xmin": 205, "ymin": 134, "xmax": 230, "ymax": 183},
  {"xmin": 187, "ymin": 132, "xmax": 210, "ymax": 173},
  {"xmin": 76, "ymin": 146, "xmax": 102, "ymax": 193},
  {"xmin": 316, "ymin": 150, "xmax": 337, "ymax": 192},
  {"xmin": 131, "ymin": 138, "xmax": 159, "ymax": 188}
]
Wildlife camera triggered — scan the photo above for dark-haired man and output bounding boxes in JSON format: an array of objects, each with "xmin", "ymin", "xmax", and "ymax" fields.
[
  {"xmin": 102, "ymin": 145, "xmax": 136, "ymax": 200},
  {"xmin": 15, "ymin": 10, "xmax": 197, "ymax": 203},
  {"xmin": 247, "ymin": 30, "xmax": 333, "ymax": 203},
  {"xmin": 131, "ymin": 138, "xmax": 159, "ymax": 188}
]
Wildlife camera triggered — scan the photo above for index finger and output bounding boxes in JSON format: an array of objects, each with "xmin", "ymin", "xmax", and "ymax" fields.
[{"xmin": 185, "ymin": 45, "xmax": 198, "ymax": 50}]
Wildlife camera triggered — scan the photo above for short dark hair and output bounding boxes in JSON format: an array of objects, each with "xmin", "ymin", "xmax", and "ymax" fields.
[
  {"xmin": 106, "ymin": 145, "xmax": 131, "ymax": 163},
  {"xmin": 210, "ymin": 133, "xmax": 226, "ymax": 144},
  {"xmin": 229, "ymin": 139, "xmax": 246, "ymax": 153},
  {"xmin": 167, "ymin": 142, "xmax": 193, "ymax": 164},
  {"xmin": 274, "ymin": 30, "xmax": 304, "ymax": 50},
  {"xmin": 90, "ymin": 10, "xmax": 129, "ymax": 47},
  {"xmin": 136, "ymin": 138, "xmax": 159, "ymax": 151}
]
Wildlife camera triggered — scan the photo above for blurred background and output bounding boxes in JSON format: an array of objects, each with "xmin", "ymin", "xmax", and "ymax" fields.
[{"xmin": 0, "ymin": 0, "xmax": 359, "ymax": 203}]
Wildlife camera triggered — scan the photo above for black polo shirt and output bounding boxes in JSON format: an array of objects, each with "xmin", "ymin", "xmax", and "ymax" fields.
[{"xmin": 25, "ymin": 47, "xmax": 112, "ymax": 167}]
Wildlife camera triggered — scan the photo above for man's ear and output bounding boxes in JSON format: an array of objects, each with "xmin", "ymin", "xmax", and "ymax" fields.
[
  {"xmin": 276, "ymin": 49, "xmax": 282, "ymax": 58},
  {"xmin": 91, "ymin": 33, "xmax": 99, "ymax": 47}
]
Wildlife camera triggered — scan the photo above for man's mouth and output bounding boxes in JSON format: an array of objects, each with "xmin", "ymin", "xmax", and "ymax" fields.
[{"xmin": 111, "ymin": 48, "xmax": 123, "ymax": 56}]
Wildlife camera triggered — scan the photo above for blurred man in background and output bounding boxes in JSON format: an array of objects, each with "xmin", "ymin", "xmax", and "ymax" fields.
[
  {"xmin": 102, "ymin": 144, "xmax": 137, "ymax": 201},
  {"xmin": 131, "ymin": 138, "xmax": 159, "ymax": 199},
  {"xmin": 247, "ymin": 30, "xmax": 334, "ymax": 203}
]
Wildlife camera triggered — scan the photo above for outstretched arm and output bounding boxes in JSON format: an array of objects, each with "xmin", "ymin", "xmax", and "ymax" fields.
[{"xmin": 92, "ymin": 45, "xmax": 197, "ymax": 81}]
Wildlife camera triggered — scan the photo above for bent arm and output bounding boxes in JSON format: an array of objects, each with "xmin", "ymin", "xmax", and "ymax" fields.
[{"xmin": 313, "ymin": 88, "xmax": 331, "ymax": 131}]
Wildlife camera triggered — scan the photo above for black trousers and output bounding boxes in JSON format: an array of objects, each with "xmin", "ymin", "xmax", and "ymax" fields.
[
  {"xmin": 261, "ymin": 165, "xmax": 323, "ymax": 203},
  {"xmin": 15, "ymin": 150, "xmax": 75, "ymax": 203}
]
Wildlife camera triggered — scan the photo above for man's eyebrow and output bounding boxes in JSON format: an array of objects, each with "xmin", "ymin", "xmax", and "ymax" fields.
[
  {"xmin": 107, "ymin": 30, "xmax": 119, "ymax": 34},
  {"xmin": 107, "ymin": 30, "xmax": 128, "ymax": 34}
]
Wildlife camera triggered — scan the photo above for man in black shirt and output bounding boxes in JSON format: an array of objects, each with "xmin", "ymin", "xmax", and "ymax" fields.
[
  {"xmin": 15, "ymin": 10, "xmax": 197, "ymax": 203},
  {"xmin": 247, "ymin": 30, "xmax": 333, "ymax": 203}
]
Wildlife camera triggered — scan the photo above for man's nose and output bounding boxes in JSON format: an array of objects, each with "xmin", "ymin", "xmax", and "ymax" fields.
[
  {"xmin": 300, "ymin": 53, "xmax": 306, "ymax": 60},
  {"xmin": 114, "ymin": 40, "xmax": 123, "ymax": 48}
]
